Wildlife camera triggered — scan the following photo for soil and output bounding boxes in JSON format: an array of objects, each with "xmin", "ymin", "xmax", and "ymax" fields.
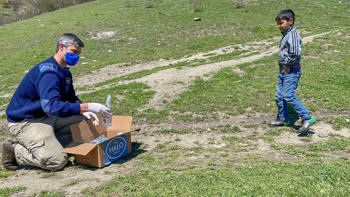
[{"xmin": 1, "ymin": 31, "xmax": 349, "ymax": 196}]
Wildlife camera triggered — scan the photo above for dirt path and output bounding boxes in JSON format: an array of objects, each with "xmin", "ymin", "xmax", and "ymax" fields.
[
  {"xmin": 76, "ymin": 32, "xmax": 331, "ymax": 110},
  {"xmin": 0, "ymin": 31, "xmax": 331, "ymax": 115},
  {"xmin": 74, "ymin": 36, "xmax": 280, "ymax": 87}
]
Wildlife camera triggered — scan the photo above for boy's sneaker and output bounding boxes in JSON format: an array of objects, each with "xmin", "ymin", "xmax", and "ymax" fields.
[
  {"xmin": 270, "ymin": 119, "xmax": 285, "ymax": 126},
  {"xmin": 298, "ymin": 117, "xmax": 316, "ymax": 133}
]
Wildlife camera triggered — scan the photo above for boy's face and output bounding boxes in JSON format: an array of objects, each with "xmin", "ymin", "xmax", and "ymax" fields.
[{"xmin": 276, "ymin": 19, "xmax": 294, "ymax": 32}]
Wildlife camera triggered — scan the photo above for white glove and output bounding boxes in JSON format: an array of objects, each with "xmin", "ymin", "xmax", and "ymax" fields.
[
  {"xmin": 87, "ymin": 103, "xmax": 111, "ymax": 115},
  {"xmin": 82, "ymin": 111, "xmax": 99, "ymax": 126}
]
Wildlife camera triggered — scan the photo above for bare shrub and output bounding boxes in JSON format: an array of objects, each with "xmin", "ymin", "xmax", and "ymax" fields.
[
  {"xmin": 233, "ymin": 0, "xmax": 244, "ymax": 8},
  {"xmin": 190, "ymin": 0, "xmax": 202, "ymax": 12}
]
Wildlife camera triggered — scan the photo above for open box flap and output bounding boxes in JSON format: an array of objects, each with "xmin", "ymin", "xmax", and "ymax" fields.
[
  {"xmin": 63, "ymin": 143, "xmax": 97, "ymax": 156},
  {"xmin": 70, "ymin": 119, "xmax": 106, "ymax": 143},
  {"xmin": 106, "ymin": 116, "xmax": 132, "ymax": 138},
  {"xmin": 108, "ymin": 116, "xmax": 132, "ymax": 132}
]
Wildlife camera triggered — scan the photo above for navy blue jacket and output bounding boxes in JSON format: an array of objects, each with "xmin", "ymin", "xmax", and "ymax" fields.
[{"xmin": 6, "ymin": 57, "xmax": 81, "ymax": 122}]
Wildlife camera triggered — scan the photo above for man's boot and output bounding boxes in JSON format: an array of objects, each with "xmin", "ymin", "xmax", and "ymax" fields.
[{"xmin": 2, "ymin": 140, "xmax": 19, "ymax": 170}]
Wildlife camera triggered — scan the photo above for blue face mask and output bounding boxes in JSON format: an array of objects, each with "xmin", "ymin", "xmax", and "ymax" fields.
[{"xmin": 64, "ymin": 52, "xmax": 80, "ymax": 66}]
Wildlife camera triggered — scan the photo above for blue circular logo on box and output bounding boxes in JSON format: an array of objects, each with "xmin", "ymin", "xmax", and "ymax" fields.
[{"xmin": 105, "ymin": 136, "xmax": 127, "ymax": 160}]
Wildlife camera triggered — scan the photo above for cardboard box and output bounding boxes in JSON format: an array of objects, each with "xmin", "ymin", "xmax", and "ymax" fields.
[{"xmin": 63, "ymin": 116, "xmax": 132, "ymax": 168}]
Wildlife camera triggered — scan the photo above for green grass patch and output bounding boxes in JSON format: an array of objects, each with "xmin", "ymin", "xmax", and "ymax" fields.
[
  {"xmin": 168, "ymin": 29, "xmax": 350, "ymax": 121},
  {"xmin": 156, "ymin": 128, "xmax": 191, "ymax": 135},
  {"xmin": 208, "ymin": 50, "xmax": 258, "ymax": 63},
  {"xmin": 136, "ymin": 109, "xmax": 169, "ymax": 123},
  {"xmin": 79, "ymin": 82, "xmax": 154, "ymax": 116},
  {"xmin": 170, "ymin": 65, "xmax": 275, "ymax": 118},
  {"xmin": 210, "ymin": 124, "xmax": 241, "ymax": 133},
  {"xmin": 221, "ymin": 135, "xmax": 245, "ymax": 150},
  {"xmin": 39, "ymin": 172, "xmax": 56, "ymax": 178},
  {"xmin": 1, "ymin": 0, "xmax": 349, "ymax": 98},
  {"xmin": 272, "ymin": 138, "xmax": 350, "ymax": 158},
  {"xmin": 328, "ymin": 116, "xmax": 350, "ymax": 130},
  {"xmin": 0, "ymin": 169, "xmax": 14, "ymax": 179},
  {"xmin": 155, "ymin": 124, "xmax": 241, "ymax": 135},
  {"xmin": 0, "ymin": 186, "xmax": 25, "ymax": 197},
  {"xmin": 155, "ymin": 142, "xmax": 182, "ymax": 152},
  {"xmin": 80, "ymin": 61, "xmax": 190, "ymax": 90},
  {"xmin": 263, "ymin": 128, "xmax": 286, "ymax": 142},
  {"xmin": 82, "ymin": 159, "xmax": 350, "ymax": 196},
  {"xmin": 301, "ymin": 30, "xmax": 350, "ymax": 112},
  {"xmin": 32, "ymin": 191, "xmax": 66, "ymax": 197}
]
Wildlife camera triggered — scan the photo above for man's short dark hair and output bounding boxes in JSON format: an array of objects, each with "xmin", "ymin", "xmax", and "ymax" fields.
[
  {"xmin": 56, "ymin": 33, "xmax": 84, "ymax": 52},
  {"xmin": 275, "ymin": 9, "xmax": 296, "ymax": 23}
]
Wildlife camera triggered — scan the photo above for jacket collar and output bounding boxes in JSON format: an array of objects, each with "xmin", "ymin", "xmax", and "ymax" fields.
[{"xmin": 282, "ymin": 26, "xmax": 295, "ymax": 36}]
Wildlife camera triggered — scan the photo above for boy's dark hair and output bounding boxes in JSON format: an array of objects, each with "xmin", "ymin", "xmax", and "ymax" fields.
[{"xmin": 275, "ymin": 9, "xmax": 295, "ymax": 24}]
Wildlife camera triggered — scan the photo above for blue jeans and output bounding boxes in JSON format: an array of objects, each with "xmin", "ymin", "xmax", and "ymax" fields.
[{"xmin": 275, "ymin": 69, "xmax": 310, "ymax": 122}]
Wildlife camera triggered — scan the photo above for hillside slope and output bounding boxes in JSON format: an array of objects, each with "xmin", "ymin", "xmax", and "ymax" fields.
[
  {"xmin": 0, "ymin": 0, "xmax": 349, "ymax": 196},
  {"xmin": 0, "ymin": 0, "xmax": 93, "ymax": 25}
]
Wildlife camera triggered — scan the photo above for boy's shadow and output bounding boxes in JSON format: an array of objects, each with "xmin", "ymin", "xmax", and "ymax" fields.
[
  {"xmin": 297, "ymin": 129, "xmax": 315, "ymax": 137},
  {"xmin": 287, "ymin": 120, "xmax": 315, "ymax": 137}
]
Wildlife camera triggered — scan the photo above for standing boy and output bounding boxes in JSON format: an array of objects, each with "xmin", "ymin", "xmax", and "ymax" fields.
[{"xmin": 270, "ymin": 9, "xmax": 316, "ymax": 133}]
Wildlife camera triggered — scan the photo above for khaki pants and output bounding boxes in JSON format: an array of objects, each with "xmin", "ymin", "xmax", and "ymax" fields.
[{"xmin": 8, "ymin": 115, "xmax": 84, "ymax": 171}]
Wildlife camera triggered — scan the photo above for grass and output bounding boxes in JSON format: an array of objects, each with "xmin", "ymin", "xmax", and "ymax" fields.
[
  {"xmin": 0, "ymin": 186, "xmax": 25, "ymax": 197},
  {"xmin": 166, "ymin": 58, "xmax": 279, "ymax": 120},
  {"xmin": 31, "ymin": 191, "xmax": 66, "ymax": 197},
  {"xmin": 78, "ymin": 82, "xmax": 154, "ymax": 116},
  {"xmin": 272, "ymin": 138, "xmax": 350, "ymax": 158},
  {"xmin": 83, "ymin": 159, "xmax": 350, "ymax": 196},
  {"xmin": 78, "ymin": 47, "xmax": 252, "ymax": 93},
  {"xmin": 0, "ymin": 126, "xmax": 11, "ymax": 141},
  {"xmin": 80, "ymin": 61, "xmax": 190, "ymax": 91},
  {"xmin": 1, "ymin": 0, "xmax": 350, "ymax": 106},
  {"xmin": 39, "ymin": 172, "xmax": 56, "ymax": 178},
  {"xmin": 0, "ymin": 0, "xmax": 350, "ymax": 196},
  {"xmin": 263, "ymin": 128, "xmax": 286, "ymax": 142},
  {"xmin": 0, "ymin": 169, "xmax": 15, "ymax": 179},
  {"xmin": 155, "ymin": 124, "xmax": 241, "ymax": 135},
  {"xmin": 165, "ymin": 29, "xmax": 350, "ymax": 122},
  {"xmin": 328, "ymin": 116, "xmax": 350, "ymax": 130}
]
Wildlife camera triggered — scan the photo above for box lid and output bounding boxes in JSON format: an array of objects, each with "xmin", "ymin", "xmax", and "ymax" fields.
[{"xmin": 106, "ymin": 116, "xmax": 132, "ymax": 138}]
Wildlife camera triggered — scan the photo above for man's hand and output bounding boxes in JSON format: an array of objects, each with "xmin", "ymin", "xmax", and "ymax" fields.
[
  {"xmin": 87, "ymin": 103, "xmax": 111, "ymax": 115},
  {"xmin": 82, "ymin": 111, "xmax": 99, "ymax": 125}
]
